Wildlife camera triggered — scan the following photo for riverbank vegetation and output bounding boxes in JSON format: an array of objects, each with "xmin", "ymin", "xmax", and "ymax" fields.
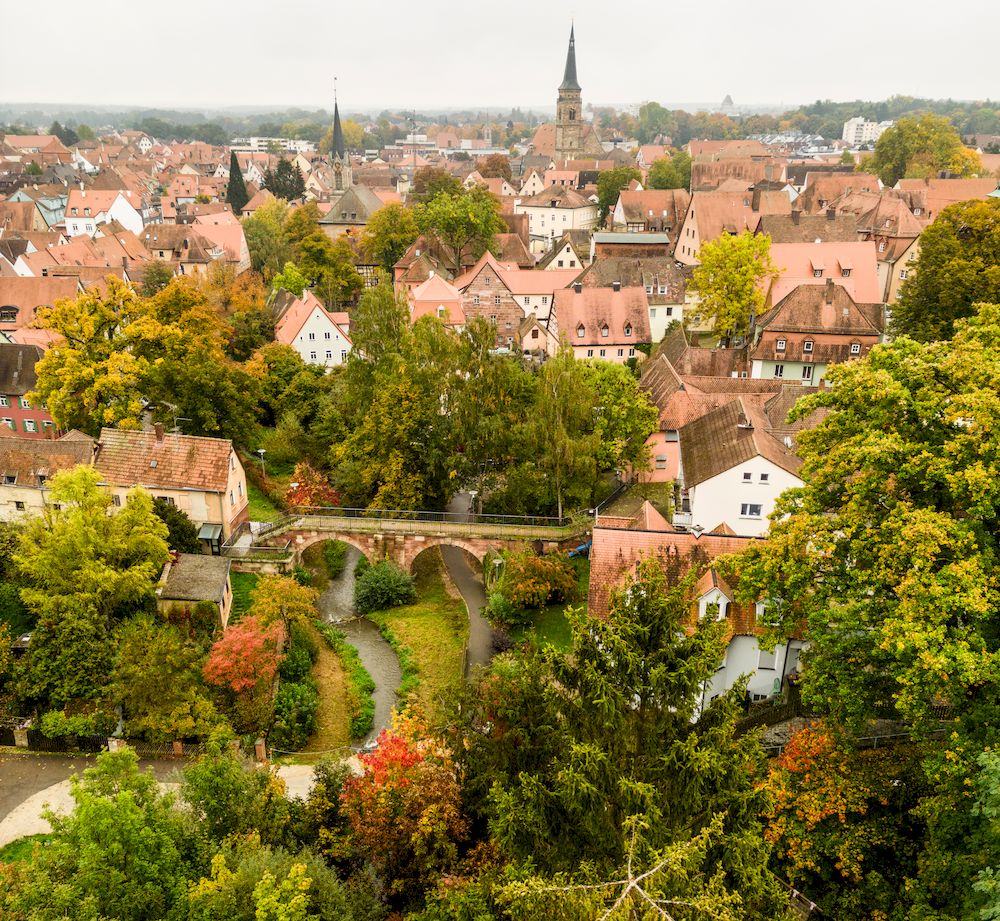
[{"xmin": 370, "ymin": 550, "xmax": 467, "ymax": 714}]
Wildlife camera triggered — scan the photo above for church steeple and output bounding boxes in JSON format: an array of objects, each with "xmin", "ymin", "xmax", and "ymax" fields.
[
  {"xmin": 331, "ymin": 99, "xmax": 346, "ymax": 161},
  {"xmin": 559, "ymin": 25, "xmax": 580, "ymax": 92}
]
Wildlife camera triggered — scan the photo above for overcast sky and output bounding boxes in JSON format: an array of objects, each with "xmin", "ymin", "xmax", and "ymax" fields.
[{"xmin": 2, "ymin": 0, "xmax": 997, "ymax": 113}]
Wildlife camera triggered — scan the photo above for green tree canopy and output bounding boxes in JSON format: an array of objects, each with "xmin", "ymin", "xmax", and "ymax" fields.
[
  {"xmin": 413, "ymin": 186, "xmax": 503, "ymax": 273},
  {"xmin": 360, "ymin": 202, "xmax": 419, "ymax": 272},
  {"xmin": 869, "ymin": 113, "xmax": 982, "ymax": 186},
  {"xmin": 690, "ymin": 231, "xmax": 777, "ymax": 340},
  {"xmin": 152, "ymin": 496, "xmax": 202, "ymax": 553},
  {"xmin": 890, "ymin": 198, "xmax": 1000, "ymax": 341},
  {"xmin": 596, "ymin": 165, "xmax": 642, "ymax": 223},
  {"xmin": 646, "ymin": 150, "xmax": 692, "ymax": 190},
  {"xmin": 263, "ymin": 158, "xmax": 306, "ymax": 200},
  {"xmin": 226, "ymin": 150, "xmax": 249, "ymax": 215}
]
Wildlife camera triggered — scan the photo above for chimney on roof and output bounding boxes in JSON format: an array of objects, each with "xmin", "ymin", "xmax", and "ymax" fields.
[
  {"xmin": 154, "ymin": 422, "xmax": 165, "ymax": 443},
  {"xmin": 791, "ymin": 210, "xmax": 800, "ymax": 225},
  {"xmin": 736, "ymin": 411, "xmax": 753, "ymax": 430},
  {"xmin": 573, "ymin": 282, "xmax": 583, "ymax": 294},
  {"xmin": 826, "ymin": 208, "xmax": 836, "ymax": 221},
  {"xmin": 612, "ymin": 280, "xmax": 621, "ymax": 292}
]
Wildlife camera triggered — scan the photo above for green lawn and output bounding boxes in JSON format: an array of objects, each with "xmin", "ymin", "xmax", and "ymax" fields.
[
  {"xmin": 371, "ymin": 550, "xmax": 469, "ymax": 715},
  {"xmin": 509, "ymin": 558, "xmax": 589, "ymax": 654},
  {"xmin": 0, "ymin": 835, "xmax": 50, "ymax": 863},
  {"xmin": 246, "ymin": 481, "xmax": 280, "ymax": 521},
  {"xmin": 230, "ymin": 571, "xmax": 259, "ymax": 624}
]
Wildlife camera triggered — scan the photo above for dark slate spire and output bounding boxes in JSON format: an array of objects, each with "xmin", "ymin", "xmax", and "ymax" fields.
[
  {"xmin": 559, "ymin": 25, "xmax": 580, "ymax": 91},
  {"xmin": 331, "ymin": 97, "xmax": 345, "ymax": 161}
]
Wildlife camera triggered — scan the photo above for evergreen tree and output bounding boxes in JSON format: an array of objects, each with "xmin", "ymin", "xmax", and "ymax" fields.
[
  {"xmin": 263, "ymin": 159, "xmax": 306, "ymax": 201},
  {"xmin": 226, "ymin": 150, "xmax": 249, "ymax": 215}
]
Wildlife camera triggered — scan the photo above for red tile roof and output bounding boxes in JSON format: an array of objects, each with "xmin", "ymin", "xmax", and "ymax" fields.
[{"xmin": 95, "ymin": 427, "xmax": 234, "ymax": 493}]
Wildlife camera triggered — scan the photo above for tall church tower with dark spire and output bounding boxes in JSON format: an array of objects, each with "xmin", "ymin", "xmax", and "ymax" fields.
[
  {"xmin": 554, "ymin": 25, "xmax": 583, "ymax": 162},
  {"xmin": 330, "ymin": 87, "xmax": 351, "ymax": 193}
]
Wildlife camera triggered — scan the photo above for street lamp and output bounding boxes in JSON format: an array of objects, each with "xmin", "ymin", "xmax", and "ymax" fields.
[
  {"xmin": 469, "ymin": 489, "xmax": 478, "ymax": 520},
  {"xmin": 256, "ymin": 448, "xmax": 266, "ymax": 476}
]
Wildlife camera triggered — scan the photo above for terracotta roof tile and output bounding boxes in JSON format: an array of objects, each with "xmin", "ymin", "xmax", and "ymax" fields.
[{"xmin": 95, "ymin": 427, "xmax": 234, "ymax": 493}]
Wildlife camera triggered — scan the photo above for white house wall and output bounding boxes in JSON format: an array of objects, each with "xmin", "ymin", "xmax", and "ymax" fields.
[
  {"xmin": 686, "ymin": 457, "xmax": 802, "ymax": 537},
  {"xmin": 294, "ymin": 307, "xmax": 352, "ymax": 369}
]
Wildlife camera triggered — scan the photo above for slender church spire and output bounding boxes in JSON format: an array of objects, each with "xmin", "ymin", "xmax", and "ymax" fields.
[
  {"xmin": 331, "ymin": 79, "xmax": 345, "ymax": 161},
  {"xmin": 559, "ymin": 24, "xmax": 580, "ymax": 91}
]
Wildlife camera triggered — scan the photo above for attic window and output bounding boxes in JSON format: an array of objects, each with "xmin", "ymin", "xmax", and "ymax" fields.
[
  {"xmin": 850, "ymin": 342, "xmax": 861, "ymax": 355},
  {"xmin": 576, "ymin": 324, "xmax": 585, "ymax": 338},
  {"xmin": 624, "ymin": 324, "xmax": 633, "ymax": 337},
  {"xmin": 776, "ymin": 338, "xmax": 786, "ymax": 351},
  {"xmin": 150, "ymin": 459, "xmax": 158, "ymax": 468},
  {"xmin": 803, "ymin": 340, "xmax": 814, "ymax": 353},
  {"xmin": 878, "ymin": 241, "xmax": 886, "ymax": 252},
  {"xmin": 841, "ymin": 268, "xmax": 851, "ymax": 277},
  {"xmin": 812, "ymin": 269, "xmax": 823, "ymax": 278},
  {"xmin": 0, "ymin": 307, "xmax": 18, "ymax": 322},
  {"xmin": 2, "ymin": 474, "xmax": 15, "ymax": 485},
  {"xmin": 600, "ymin": 325, "xmax": 609, "ymax": 338}
]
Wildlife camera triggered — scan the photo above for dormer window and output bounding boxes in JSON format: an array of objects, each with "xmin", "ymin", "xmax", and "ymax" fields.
[
  {"xmin": 850, "ymin": 342, "xmax": 861, "ymax": 355},
  {"xmin": 878, "ymin": 241, "xmax": 886, "ymax": 252},
  {"xmin": 812, "ymin": 269, "xmax": 823, "ymax": 278},
  {"xmin": 576, "ymin": 324, "xmax": 585, "ymax": 338},
  {"xmin": 841, "ymin": 268, "xmax": 851, "ymax": 277},
  {"xmin": 803, "ymin": 340, "xmax": 814, "ymax": 353},
  {"xmin": 776, "ymin": 338, "xmax": 786, "ymax": 351},
  {"xmin": 600, "ymin": 325, "xmax": 609, "ymax": 338},
  {"xmin": 624, "ymin": 324, "xmax": 633, "ymax": 337}
]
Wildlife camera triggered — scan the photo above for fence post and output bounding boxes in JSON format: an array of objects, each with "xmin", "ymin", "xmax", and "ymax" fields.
[
  {"xmin": 172, "ymin": 740, "xmax": 184, "ymax": 758},
  {"xmin": 254, "ymin": 738, "xmax": 267, "ymax": 763}
]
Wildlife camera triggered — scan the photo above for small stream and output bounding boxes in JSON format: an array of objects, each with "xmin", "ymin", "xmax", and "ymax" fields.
[{"xmin": 315, "ymin": 545, "xmax": 402, "ymax": 746}]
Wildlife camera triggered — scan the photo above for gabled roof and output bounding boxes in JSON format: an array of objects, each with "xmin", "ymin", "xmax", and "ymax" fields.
[
  {"xmin": 686, "ymin": 190, "xmax": 791, "ymax": 241},
  {"xmin": 517, "ymin": 185, "xmax": 594, "ymax": 210},
  {"xmin": 454, "ymin": 250, "xmax": 580, "ymax": 295},
  {"xmin": 554, "ymin": 285, "xmax": 651, "ymax": 345},
  {"xmin": 679, "ymin": 397, "xmax": 802, "ymax": 487},
  {"xmin": 578, "ymin": 256, "xmax": 689, "ymax": 301},
  {"xmin": 95, "ymin": 427, "xmax": 235, "ymax": 493},
  {"xmin": 410, "ymin": 274, "xmax": 465, "ymax": 324},
  {"xmin": 0, "ymin": 343, "xmax": 44, "ymax": 396},
  {"xmin": 0, "ymin": 436, "xmax": 94, "ymax": 487},
  {"xmin": 768, "ymin": 240, "xmax": 881, "ymax": 304},
  {"xmin": 755, "ymin": 212, "xmax": 858, "ymax": 243},
  {"xmin": 273, "ymin": 289, "xmax": 351, "ymax": 345},
  {"xmin": 616, "ymin": 189, "xmax": 690, "ymax": 227},
  {"xmin": 318, "ymin": 185, "xmax": 384, "ymax": 224},
  {"xmin": 0, "ymin": 276, "xmax": 80, "ymax": 332}
]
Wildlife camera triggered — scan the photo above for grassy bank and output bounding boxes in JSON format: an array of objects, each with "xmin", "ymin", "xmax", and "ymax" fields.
[
  {"xmin": 508, "ymin": 557, "xmax": 589, "ymax": 654},
  {"xmin": 312, "ymin": 620, "xmax": 376, "ymax": 740},
  {"xmin": 370, "ymin": 549, "xmax": 468, "ymax": 715},
  {"xmin": 229, "ymin": 571, "xmax": 259, "ymax": 625}
]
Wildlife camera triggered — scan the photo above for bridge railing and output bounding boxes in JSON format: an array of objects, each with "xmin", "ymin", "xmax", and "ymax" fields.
[{"xmin": 277, "ymin": 505, "xmax": 572, "ymax": 529}]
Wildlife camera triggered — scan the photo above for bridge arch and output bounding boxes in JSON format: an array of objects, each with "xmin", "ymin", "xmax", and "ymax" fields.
[
  {"xmin": 402, "ymin": 538, "xmax": 491, "ymax": 574},
  {"xmin": 290, "ymin": 531, "xmax": 378, "ymax": 565}
]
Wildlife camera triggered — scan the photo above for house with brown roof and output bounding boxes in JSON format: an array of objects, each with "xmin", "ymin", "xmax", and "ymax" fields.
[
  {"xmin": 766, "ymin": 240, "xmax": 882, "ymax": 306},
  {"xmin": 273, "ymin": 289, "xmax": 352, "ymax": 368},
  {"xmin": 675, "ymin": 190, "xmax": 792, "ymax": 265},
  {"xmin": 94, "ymin": 425, "xmax": 248, "ymax": 546},
  {"xmin": 844, "ymin": 194, "xmax": 926, "ymax": 302},
  {"xmin": 754, "ymin": 210, "xmax": 858, "ymax": 244},
  {"xmin": 0, "ymin": 200, "xmax": 48, "ymax": 234},
  {"xmin": 536, "ymin": 229, "xmax": 590, "ymax": 271},
  {"xmin": 552, "ymin": 282, "xmax": 650, "ymax": 363},
  {"xmin": 0, "ymin": 434, "xmax": 94, "ymax": 521},
  {"xmin": 610, "ymin": 189, "xmax": 691, "ymax": 238},
  {"xmin": 578, "ymin": 255, "xmax": 690, "ymax": 341},
  {"xmin": 895, "ymin": 177, "xmax": 1000, "ymax": 221},
  {"xmin": 454, "ymin": 251, "xmax": 580, "ymax": 345},
  {"xmin": 675, "ymin": 397, "xmax": 803, "ymax": 537},
  {"xmin": 514, "ymin": 186, "xmax": 599, "ymax": 254},
  {"xmin": 64, "ymin": 189, "xmax": 143, "ymax": 237},
  {"xmin": 407, "ymin": 273, "xmax": 465, "ymax": 328},
  {"xmin": 794, "ymin": 173, "xmax": 880, "ymax": 213},
  {"xmin": 156, "ymin": 552, "xmax": 234, "ymax": 628},
  {"xmin": 0, "ymin": 275, "xmax": 80, "ymax": 347},
  {"xmin": 588, "ymin": 500, "xmax": 805, "ymax": 702},
  {"xmin": 0, "ymin": 344, "xmax": 56, "ymax": 437},
  {"xmin": 750, "ymin": 279, "xmax": 883, "ymax": 385},
  {"xmin": 318, "ymin": 185, "xmax": 385, "ymax": 240}
]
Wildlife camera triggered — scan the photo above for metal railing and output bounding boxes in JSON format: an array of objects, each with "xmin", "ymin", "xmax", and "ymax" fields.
[{"xmin": 224, "ymin": 505, "xmax": 589, "ymax": 554}]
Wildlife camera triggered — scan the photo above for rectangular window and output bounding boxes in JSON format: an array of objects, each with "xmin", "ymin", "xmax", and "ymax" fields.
[
  {"xmin": 472, "ymin": 295, "xmax": 480, "ymax": 305},
  {"xmin": 2, "ymin": 474, "xmax": 14, "ymax": 485},
  {"xmin": 803, "ymin": 341, "xmax": 814, "ymax": 353},
  {"xmin": 617, "ymin": 348, "xmax": 623, "ymax": 357},
  {"xmin": 628, "ymin": 348, "xmax": 635, "ymax": 356},
  {"xmin": 112, "ymin": 494, "xmax": 121, "ymax": 507},
  {"xmin": 14, "ymin": 501, "xmax": 24, "ymax": 511},
  {"xmin": 325, "ymin": 350, "xmax": 332, "ymax": 359},
  {"xmin": 1, "ymin": 418, "xmax": 12, "ymax": 430},
  {"xmin": 324, "ymin": 332, "xmax": 331, "ymax": 339},
  {"xmin": 229, "ymin": 490, "xmax": 234, "ymax": 506},
  {"xmin": 308, "ymin": 332, "xmax": 315, "ymax": 340},
  {"xmin": 850, "ymin": 343, "xmax": 861, "ymax": 355},
  {"xmin": 899, "ymin": 269, "xmax": 908, "ymax": 280},
  {"xmin": 740, "ymin": 503, "xmax": 762, "ymax": 518},
  {"xmin": 776, "ymin": 339, "xmax": 786, "ymax": 351},
  {"xmin": 0, "ymin": 397, "xmax": 7, "ymax": 407},
  {"xmin": 23, "ymin": 420, "xmax": 37, "ymax": 433},
  {"xmin": 760, "ymin": 473, "xmax": 770, "ymax": 483},
  {"xmin": 524, "ymin": 297, "xmax": 530, "ymax": 306},
  {"xmin": 542, "ymin": 296, "xmax": 548, "ymax": 305},
  {"xmin": 802, "ymin": 365, "xmax": 814, "ymax": 381},
  {"xmin": 309, "ymin": 351, "xmax": 317, "ymax": 360},
  {"xmin": 773, "ymin": 364, "xmax": 784, "ymax": 378},
  {"xmin": 341, "ymin": 350, "xmax": 347, "ymax": 362},
  {"xmin": 586, "ymin": 349, "xmax": 593, "ymax": 357},
  {"xmin": 654, "ymin": 455, "xmax": 668, "ymax": 469},
  {"xmin": 743, "ymin": 472, "xmax": 752, "ymax": 482},
  {"xmin": 494, "ymin": 295, "xmax": 501, "ymax": 306},
  {"xmin": 599, "ymin": 349, "xmax": 606, "ymax": 357},
  {"xmin": 645, "ymin": 285, "xmax": 653, "ymax": 294},
  {"xmin": 649, "ymin": 308, "xmax": 656, "ymax": 317},
  {"xmin": 19, "ymin": 398, "xmax": 30, "ymax": 409}
]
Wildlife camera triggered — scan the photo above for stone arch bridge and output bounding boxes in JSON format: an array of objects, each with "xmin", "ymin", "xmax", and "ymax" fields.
[{"xmin": 223, "ymin": 506, "xmax": 590, "ymax": 573}]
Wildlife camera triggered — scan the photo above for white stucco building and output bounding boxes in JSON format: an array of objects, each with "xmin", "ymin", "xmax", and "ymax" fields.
[{"xmin": 273, "ymin": 289, "xmax": 352, "ymax": 369}]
